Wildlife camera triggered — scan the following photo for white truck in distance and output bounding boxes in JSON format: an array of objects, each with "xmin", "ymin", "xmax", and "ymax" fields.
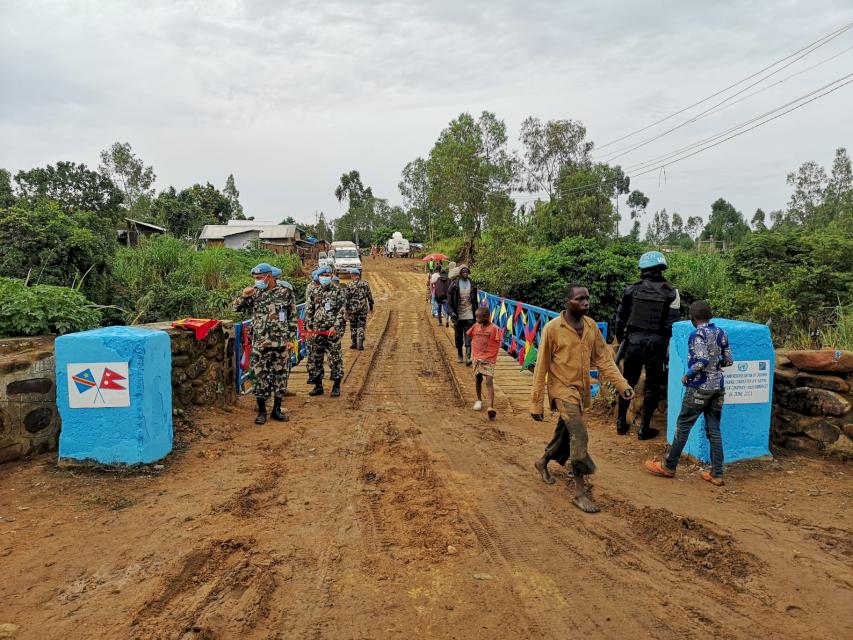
[
  {"xmin": 386, "ymin": 232, "xmax": 410, "ymax": 257},
  {"xmin": 329, "ymin": 241, "xmax": 362, "ymax": 275}
]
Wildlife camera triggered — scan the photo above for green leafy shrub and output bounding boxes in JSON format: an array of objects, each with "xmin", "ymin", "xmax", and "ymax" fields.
[
  {"xmin": 111, "ymin": 235, "xmax": 302, "ymax": 324},
  {"xmin": 0, "ymin": 277, "xmax": 101, "ymax": 337},
  {"xmin": 428, "ymin": 236, "xmax": 466, "ymax": 262}
]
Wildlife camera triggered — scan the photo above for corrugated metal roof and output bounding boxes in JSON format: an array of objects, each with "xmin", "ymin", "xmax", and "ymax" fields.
[{"xmin": 199, "ymin": 224, "xmax": 299, "ymax": 240}]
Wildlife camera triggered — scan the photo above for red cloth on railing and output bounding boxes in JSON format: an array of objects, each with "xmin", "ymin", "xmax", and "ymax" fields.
[
  {"xmin": 297, "ymin": 318, "xmax": 335, "ymax": 337},
  {"xmin": 171, "ymin": 318, "xmax": 222, "ymax": 340}
]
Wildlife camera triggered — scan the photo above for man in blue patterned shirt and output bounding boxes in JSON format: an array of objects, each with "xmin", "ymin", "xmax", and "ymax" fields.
[{"xmin": 644, "ymin": 301, "xmax": 733, "ymax": 485}]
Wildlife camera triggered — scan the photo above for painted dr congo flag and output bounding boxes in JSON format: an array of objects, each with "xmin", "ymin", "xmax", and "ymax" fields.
[{"xmin": 66, "ymin": 362, "xmax": 130, "ymax": 408}]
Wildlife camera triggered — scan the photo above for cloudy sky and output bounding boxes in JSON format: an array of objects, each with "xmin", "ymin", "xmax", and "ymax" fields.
[{"xmin": 2, "ymin": 0, "xmax": 852, "ymax": 231}]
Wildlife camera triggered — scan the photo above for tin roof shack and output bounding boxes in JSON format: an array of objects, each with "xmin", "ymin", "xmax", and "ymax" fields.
[
  {"xmin": 199, "ymin": 223, "xmax": 309, "ymax": 257},
  {"xmin": 118, "ymin": 218, "xmax": 167, "ymax": 246}
]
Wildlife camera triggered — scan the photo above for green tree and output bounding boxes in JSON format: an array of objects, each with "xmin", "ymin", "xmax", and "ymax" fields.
[
  {"xmin": 685, "ymin": 215, "xmax": 704, "ymax": 239},
  {"xmin": 98, "ymin": 142, "xmax": 156, "ymax": 213},
  {"xmin": 224, "ymin": 174, "xmax": 246, "ymax": 220},
  {"xmin": 627, "ymin": 189, "xmax": 649, "ymax": 224},
  {"xmin": 750, "ymin": 208, "xmax": 767, "ymax": 231},
  {"xmin": 0, "ymin": 169, "xmax": 15, "ymax": 209},
  {"xmin": 426, "ymin": 111, "xmax": 515, "ymax": 245},
  {"xmin": 334, "ymin": 170, "xmax": 374, "ymax": 246},
  {"xmin": 280, "ymin": 216, "xmax": 296, "ymax": 224},
  {"xmin": 151, "ymin": 183, "xmax": 234, "ymax": 239},
  {"xmin": 14, "ymin": 161, "xmax": 122, "ymax": 218},
  {"xmin": 700, "ymin": 198, "xmax": 750, "ymax": 245},
  {"xmin": 645, "ymin": 209, "xmax": 671, "ymax": 245},
  {"xmin": 519, "ymin": 116, "xmax": 593, "ymax": 198},
  {"xmin": 0, "ymin": 199, "xmax": 116, "ymax": 300}
]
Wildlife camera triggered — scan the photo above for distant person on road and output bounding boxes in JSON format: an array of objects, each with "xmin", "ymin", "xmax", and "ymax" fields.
[
  {"xmin": 613, "ymin": 251, "xmax": 680, "ymax": 440},
  {"xmin": 447, "ymin": 265, "xmax": 478, "ymax": 365},
  {"xmin": 468, "ymin": 306, "xmax": 501, "ymax": 419},
  {"xmin": 233, "ymin": 263, "xmax": 298, "ymax": 425},
  {"xmin": 433, "ymin": 269, "xmax": 451, "ymax": 327},
  {"xmin": 429, "ymin": 265, "xmax": 441, "ymax": 314},
  {"xmin": 531, "ymin": 284, "xmax": 635, "ymax": 513},
  {"xmin": 345, "ymin": 268, "xmax": 374, "ymax": 351},
  {"xmin": 304, "ymin": 265, "xmax": 347, "ymax": 397},
  {"xmin": 645, "ymin": 300, "xmax": 733, "ymax": 486}
]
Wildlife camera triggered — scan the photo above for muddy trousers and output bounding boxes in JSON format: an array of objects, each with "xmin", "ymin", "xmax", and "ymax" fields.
[
  {"xmin": 543, "ymin": 400, "xmax": 596, "ymax": 476},
  {"xmin": 617, "ymin": 334, "xmax": 667, "ymax": 429},
  {"xmin": 665, "ymin": 387, "xmax": 725, "ymax": 477},
  {"xmin": 454, "ymin": 318, "xmax": 474, "ymax": 355},
  {"xmin": 251, "ymin": 347, "xmax": 291, "ymax": 399}
]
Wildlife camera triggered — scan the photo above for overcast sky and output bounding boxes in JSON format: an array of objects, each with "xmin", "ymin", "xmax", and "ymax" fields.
[{"xmin": 2, "ymin": 0, "xmax": 852, "ymax": 231}]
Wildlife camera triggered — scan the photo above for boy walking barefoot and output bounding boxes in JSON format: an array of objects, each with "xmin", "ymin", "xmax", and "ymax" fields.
[
  {"xmin": 644, "ymin": 300, "xmax": 733, "ymax": 486},
  {"xmin": 467, "ymin": 306, "xmax": 501, "ymax": 419}
]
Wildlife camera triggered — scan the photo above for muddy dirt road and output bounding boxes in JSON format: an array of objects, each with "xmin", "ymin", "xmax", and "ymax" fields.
[{"xmin": 1, "ymin": 258, "xmax": 851, "ymax": 639}]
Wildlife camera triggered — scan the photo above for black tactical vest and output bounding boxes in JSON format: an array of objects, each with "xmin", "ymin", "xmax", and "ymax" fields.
[{"xmin": 627, "ymin": 279, "xmax": 673, "ymax": 333}]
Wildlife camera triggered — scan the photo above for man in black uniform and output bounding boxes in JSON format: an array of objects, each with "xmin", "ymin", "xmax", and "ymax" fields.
[{"xmin": 614, "ymin": 251, "xmax": 680, "ymax": 440}]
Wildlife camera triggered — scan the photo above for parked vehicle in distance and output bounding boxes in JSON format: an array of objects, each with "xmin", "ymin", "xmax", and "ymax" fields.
[
  {"xmin": 329, "ymin": 241, "xmax": 362, "ymax": 275},
  {"xmin": 385, "ymin": 231, "xmax": 410, "ymax": 257},
  {"xmin": 318, "ymin": 251, "xmax": 333, "ymax": 269},
  {"xmin": 410, "ymin": 242, "xmax": 424, "ymax": 252}
]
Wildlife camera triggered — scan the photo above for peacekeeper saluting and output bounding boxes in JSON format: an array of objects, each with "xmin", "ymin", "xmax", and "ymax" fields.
[
  {"xmin": 233, "ymin": 262, "xmax": 298, "ymax": 425},
  {"xmin": 345, "ymin": 268, "xmax": 374, "ymax": 351},
  {"xmin": 305, "ymin": 265, "xmax": 347, "ymax": 397},
  {"xmin": 614, "ymin": 250, "xmax": 680, "ymax": 440}
]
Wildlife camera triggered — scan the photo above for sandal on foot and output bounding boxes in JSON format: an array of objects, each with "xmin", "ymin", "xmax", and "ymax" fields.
[
  {"xmin": 702, "ymin": 471, "xmax": 724, "ymax": 486},
  {"xmin": 487, "ymin": 407, "xmax": 496, "ymax": 420},
  {"xmin": 644, "ymin": 459, "xmax": 675, "ymax": 478}
]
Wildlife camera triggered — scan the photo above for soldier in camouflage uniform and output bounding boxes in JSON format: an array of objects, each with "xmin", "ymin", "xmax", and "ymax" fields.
[
  {"xmin": 304, "ymin": 265, "xmax": 347, "ymax": 397},
  {"xmin": 303, "ymin": 270, "xmax": 321, "ymax": 384},
  {"xmin": 345, "ymin": 268, "xmax": 374, "ymax": 350},
  {"xmin": 233, "ymin": 263, "xmax": 298, "ymax": 425}
]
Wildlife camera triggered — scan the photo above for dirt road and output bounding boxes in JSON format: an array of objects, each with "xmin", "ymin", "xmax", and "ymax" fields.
[{"xmin": 1, "ymin": 258, "xmax": 851, "ymax": 639}]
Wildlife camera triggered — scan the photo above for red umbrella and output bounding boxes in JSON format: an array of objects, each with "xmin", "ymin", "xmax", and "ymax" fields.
[{"xmin": 421, "ymin": 253, "xmax": 449, "ymax": 262}]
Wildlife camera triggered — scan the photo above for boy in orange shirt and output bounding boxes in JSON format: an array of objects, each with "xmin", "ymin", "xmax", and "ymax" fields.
[{"xmin": 467, "ymin": 306, "xmax": 502, "ymax": 419}]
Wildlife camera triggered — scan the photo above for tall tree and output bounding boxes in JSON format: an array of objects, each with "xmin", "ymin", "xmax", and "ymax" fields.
[
  {"xmin": 14, "ymin": 162, "xmax": 122, "ymax": 218},
  {"xmin": 426, "ymin": 111, "xmax": 515, "ymax": 248},
  {"xmin": 519, "ymin": 117, "xmax": 593, "ymax": 198},
  {"xmin": 786, "ymin": 160, "xmax": 827, "ymax": 227},
  {"xmin": 627, "ymin": 189, "xmax": 649, "ymax": 223},
  {"xmin": 98, "ymin": 142, "xmax": 156, "ymax": 213},
  {"xmin": 700, "ymin": 198, "xmax": 750, "ymax": 245},
  {"xmin": 685, "ymin": 215, "xmax": 704, "ymax": 239},
  {"xmin": 0, "ymin": 168, "xmax": 15, "ymax": 209},
  {"xmin": 399, "ymin": 157, "xmax": 443, "ymax": 242},
  {"xmin": 334, "ymin": 170, "xmax": 373, "ymax": 246},
  {"xmin": 750, "ymin": 208, "xmax": 767, "ymax": 231},
  {"xmin": 223, "ymin": 174, "xmax": 246, "ymax": 220},
  {"xmin": 645, "ymin": 209, "xmax": 671, "ymax": 245}
]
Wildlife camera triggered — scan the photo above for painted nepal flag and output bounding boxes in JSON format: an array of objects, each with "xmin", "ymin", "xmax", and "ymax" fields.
[{"xmin": 99, "ymin": 367, "xmax": 126, "ymax": 391}]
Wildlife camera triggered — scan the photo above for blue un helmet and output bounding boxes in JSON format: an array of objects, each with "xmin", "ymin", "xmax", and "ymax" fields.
[
  {"xmin": 639, "ymin": 251, "xmax": 668, "ymax": 271},
  {"xmin": 317, "ymin": 264, "xmax": 333, "ymax": 275},
  {"xmin": 351, "ymin": 268, "xmax": 361, "ymax": 276},
  {"xmin": 311, "ymin": 269, "xmax": 319, "ymax": 282}
]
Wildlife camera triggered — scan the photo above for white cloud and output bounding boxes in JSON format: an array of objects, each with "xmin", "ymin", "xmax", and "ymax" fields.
[{"xmin": 1, "ymin": 0, "xmax": 851, "ymax": 227}]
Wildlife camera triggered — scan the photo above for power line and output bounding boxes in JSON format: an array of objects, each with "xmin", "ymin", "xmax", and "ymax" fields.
[
  {"xmin": 623, "ymin": 71, "xmax": 853, "ymax": 173},
  {"xmin": 598, "ymin": 23, "xmax": 853, "ymax": 162},
  {"xmin": 630, "ymin": 75, "xmax": 853, "ymax": 178},
  {"xmin": 595, "ymin": 21, "xmax": 853, "ymax": 152}
]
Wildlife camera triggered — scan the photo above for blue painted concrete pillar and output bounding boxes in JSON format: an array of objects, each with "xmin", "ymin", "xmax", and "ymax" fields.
[
  {"xmin": 667, "ymin": 319, "xmax": 774, "ymax": 464},
  {"xmin": 56, "ymin": 327, "xmax": 173, "ymax": 464}
]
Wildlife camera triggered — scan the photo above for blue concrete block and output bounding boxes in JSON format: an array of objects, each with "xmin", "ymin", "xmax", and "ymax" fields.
[
  {"xmin": 56, "ymin": 326, "xmax": 173, "ymax": 464},
  {"xmin": 667, "ymin": 318, "xmax": 774, "ymax": 465}
]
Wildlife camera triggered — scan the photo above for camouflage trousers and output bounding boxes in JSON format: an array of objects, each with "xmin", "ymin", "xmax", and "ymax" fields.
[
  {"xmin": 349, "ymin": 309, "xmax": 368, "ymax": 344},
  {"xmin": 307, "ymin": 335, "xmax": 344, "ymax": 382},
  {"xmin": 251, "ymin": 347, "xmax": 291, "ymax": 399}
]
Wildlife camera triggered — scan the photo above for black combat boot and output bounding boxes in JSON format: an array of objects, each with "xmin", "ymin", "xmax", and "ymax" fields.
[
  {"xmin": 350, "ymin": 340, "xmax": 358, "ymax": 349},
  {"xmin": 330, "ymin": 379, "xmax": 341, "ymax": 397},
  {"xmin": 255, "ymin": 397, "xmax": 267, "ymax": 425},
  {"xmin": 615, "ymin": 417, "xmax": 629, "ymax": 435},
  {"xmin": 308, "ymin": 383, "xmax": 324, "ymax": 396},
  {"xmin": 357, "ymin": 337, "xmax": 364, "ymax": 351},
  {"xmin": 271, "ymin": 396, "xmax": 288, "ymax": 422}
]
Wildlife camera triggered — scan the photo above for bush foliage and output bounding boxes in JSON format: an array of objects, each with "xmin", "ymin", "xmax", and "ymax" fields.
[{"xmin": 0, "ymin": 277, "xmax": 101, "ymax": 337}]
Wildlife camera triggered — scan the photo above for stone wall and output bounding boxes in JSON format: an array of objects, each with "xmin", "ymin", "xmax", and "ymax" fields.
[
  {"xmin": 772, "ymin": 349, "xmax": 852, "ymax": 455},
  {"xmin": 0, "ymin": 336, "xmax": 58, "ymax": 463},
  {"xmin": 142, "ymin": 321, "xmax": 237, "ymax": 412},
  {"xmin": 0, "ymin": 322, "xmax": 237, "ymax": 463}
]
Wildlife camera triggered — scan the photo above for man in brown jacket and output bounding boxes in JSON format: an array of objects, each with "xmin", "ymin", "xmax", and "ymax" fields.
[{"xmin": 531, "ymin": 284, "xmax": 634, "ymax": 513}]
